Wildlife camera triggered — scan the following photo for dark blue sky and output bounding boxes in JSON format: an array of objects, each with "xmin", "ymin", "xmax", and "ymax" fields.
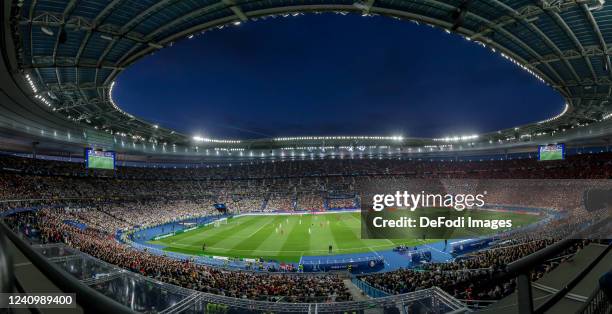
[{"xmin": 114, "ymin": 14, "xmax": 564, "ymax": 139}]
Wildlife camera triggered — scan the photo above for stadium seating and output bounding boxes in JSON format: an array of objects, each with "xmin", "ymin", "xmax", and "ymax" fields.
[{"xmin": 1, "ymin": 153, "xmax": 610, "ymax": 305}]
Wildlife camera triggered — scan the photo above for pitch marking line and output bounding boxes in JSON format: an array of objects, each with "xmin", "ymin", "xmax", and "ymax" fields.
[{"xmin": 246, "ymin": 220, "xmax": 271, "ymax": 238}]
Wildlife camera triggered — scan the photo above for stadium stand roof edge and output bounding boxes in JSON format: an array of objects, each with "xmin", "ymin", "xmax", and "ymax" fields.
[{"xmin": 3, "ymin": 0, "xmax": 612, "ymax": 157}]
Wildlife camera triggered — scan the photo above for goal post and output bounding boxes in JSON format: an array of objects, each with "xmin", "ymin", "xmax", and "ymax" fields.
[{"xmin": 214, "ymin": 218, "xmax": 228, "ymax": 227}]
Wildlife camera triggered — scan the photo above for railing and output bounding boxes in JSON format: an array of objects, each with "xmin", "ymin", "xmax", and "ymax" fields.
[
  {"xmin": 458, "ymin": 299, "xmax": 498, "ymax": 310},
  {"xmin": 0, "ymin": 229, "xmax": 13, "ymax": 308},
  {"xmin": 350, "ymin": 277, "xmax": 390, "ymax": 298},
  {"xmin": 0, "ymin": 221, "xmax": 135, "ymax": 314},
  {"xmin": 10, "ymin": 240, "xmax": 469, "ymax": 313},
  {"xmin": 504, "ymin": 219, "xmax": 612, "ymax": 314},
  {"xmin": 579, "ymin": 284, "xmax": 611, "ymax": 314},
  {"xmin": 1, "ymin": 203, "xmax": 470, "ymax": 313},
  {"xmin": 505, "ymin": 238, "xmax": 578, "ymax": 314}
]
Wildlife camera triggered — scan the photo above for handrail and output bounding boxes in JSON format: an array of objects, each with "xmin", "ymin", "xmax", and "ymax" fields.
[
  {"xmin": 534, "ymin": 243, "xmax": 611, "ymax": 314},
  {"xmin": 0, "ymin": 228, "xmax": 13, "ymax": 308},
  {"xmin": 351, "ymin": 277, "xmax": 390, "ymax": 298},
  {"xmin": 505, "ymin": 215, "xmax": 612, "ymax": 277},
  {"xmin": 0, "ymin": 221, "xmax": 135, "ymax": 314},
  {"xmin": 5, "ymin": 241, "xmax": 470, "ymax": 313},
  {"xmin": 578, "ymin": 283, "xmax": 611, "ymax": 314},
  {"xmin": 500, "ymin": 234, "xmax": 582, "ymax": 314},
  {"xmin": 500, "ymin": 216, "xmax": 611, "ymax": 314},
  {"xmin": 505, "ymin": 238, "xmax": 577, "ymax": 275}
]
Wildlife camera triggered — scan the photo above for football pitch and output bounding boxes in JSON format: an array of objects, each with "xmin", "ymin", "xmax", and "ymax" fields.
[{"xmin": 149, "ymin": 210, "xmax": 541, "ymax": 262}]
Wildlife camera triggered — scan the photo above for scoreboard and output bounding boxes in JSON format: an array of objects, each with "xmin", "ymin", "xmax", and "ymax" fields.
[
  {"xmin": 85, "ymin": 149, "xmax": 115, "ymax": 170},
  {"xmin": 538, "ymin": 144, "xmax": 565, "ymax": 161}
]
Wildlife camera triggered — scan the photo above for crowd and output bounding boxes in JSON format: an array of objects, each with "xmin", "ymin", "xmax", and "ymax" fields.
[
  {"xmin": 7, "ymin": 209, "xmax": 351, "ymax": 303},
  {"xmin": 222, "ymin": 197, "xmax": 264, "ymax": 213},
  {"xmin": 1, "ymin": 152, "xmax": 610, "ymax": 214},
  {"xmin": 265, "ymin": 195, "xmax": 295, "ymax": 211},
  {"xmin": 1, "ymin": 151, "xmax": 611, "ymax": 180},
  {"xmin": 358, "ymin": 207, "xmax": 607, "ymax": 300},
  {"xmin": 359, "ymin": 239, "xmax": 592, "ymax": 301},
  {"xmin": 327, "ymin": 198, "xmax": 356, "ymax": 209},
  {"xmin": 7, "ymin": 200, "xmax": 219, "ymax": 233},
  {"xmin": 297, "ymin": 194, "xmax": 325, "ymax": 211},
  {"xmin": 102, "ymin": 200, "xmax": 217, "ymax": 229},
  {"xmin": 1, "ymin": 152, "xmax": 611, "ymax": 304}
]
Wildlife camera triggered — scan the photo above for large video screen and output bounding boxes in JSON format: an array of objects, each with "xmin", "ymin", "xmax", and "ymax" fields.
[
  {"xmin": 538, "ymin": 143, "xmax": 565, "ymax": 161},
  {"xmin": 85, "ymin": 149, "xmax": 115, "ymax": 170}
]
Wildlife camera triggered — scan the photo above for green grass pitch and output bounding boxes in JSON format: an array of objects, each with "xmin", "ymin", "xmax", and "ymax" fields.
[{"xmin": 149, "ymin": 211, "xmax": 541, "ymax": 263}]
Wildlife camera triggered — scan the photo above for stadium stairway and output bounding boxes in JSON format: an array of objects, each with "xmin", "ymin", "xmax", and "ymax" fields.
[
  {"xmin": 343, "ymin": 279, "xmax": 392, "ymax": 314},
  {"xmin": 477, "ymin": 243, "xmax": 612, "ymax": 314},
  {"xmin": 343, "ymin": 278, "xmax": 371, "ymax": 301}
]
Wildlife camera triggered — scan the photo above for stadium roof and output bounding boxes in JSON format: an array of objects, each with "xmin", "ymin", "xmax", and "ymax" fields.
[{"xmin": 3, "ymin": 0, "xmax": 612, "ymax": 156}]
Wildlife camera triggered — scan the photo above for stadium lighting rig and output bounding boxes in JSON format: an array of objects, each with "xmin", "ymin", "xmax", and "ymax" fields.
[
  {"xmin": 34, "ymin": 95, "xmax": 52, "ymax": 107},
  {"xmin": 537, "ymin": 103, "xmax": 569, "ymax": 125},
  {"xmin": 273, "ymin": 136, "xmax": 404, "ymax": 141},
  {"xmin": 192, "ymin": 136, "xmax": 241, "ymax": 144},
  {"xmin": 25, "ymin": 74, "xmax": 56, "ymax": 108},
  {"xmin": 25, "ymin": 74, "xmax": 38, "ymax": 93},
  {"xmin": 15, "ymin": 6, "xmax": 609, "ymax": 161},
  {"xmin": 432, "ymin": 134, "xmax": 478, "ymax": 142},
  {"xmin": 108, "ymin": 82, "xmax": 135, "ymax": 119},
  {"xmin": 94, "ymin": 13, "xmax": 564, "ymax": 151},
  {"xmin": 503, "ymin": 54, "xmax": 545, "ymax": 83},
  {"xmin": 425, "ymin": 19, "xmax": 549, "ymax": 88}
]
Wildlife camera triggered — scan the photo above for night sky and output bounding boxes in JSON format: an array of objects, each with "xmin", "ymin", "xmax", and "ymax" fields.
[{"xmin": 113, "ymin": 14, "xmax": 564, "ymax": 139}]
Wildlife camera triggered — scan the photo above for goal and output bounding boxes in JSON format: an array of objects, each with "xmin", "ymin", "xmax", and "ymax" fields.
[{"xmin": 214, "ymin": 218, "xmax": 228, "ymax": 228}]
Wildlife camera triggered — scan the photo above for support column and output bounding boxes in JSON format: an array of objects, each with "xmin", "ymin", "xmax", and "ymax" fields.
[{"xmin": 517, "ymin": 273, "xmax": 534, "ymax": 313}]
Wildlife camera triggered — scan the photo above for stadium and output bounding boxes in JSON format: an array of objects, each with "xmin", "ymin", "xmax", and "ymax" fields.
[{"xmin": 0, "ymin": 0, "xmax": 611, "ymax": 313}]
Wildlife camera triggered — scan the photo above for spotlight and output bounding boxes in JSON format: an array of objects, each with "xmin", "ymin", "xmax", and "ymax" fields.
[{"xmin": 41, "ymin": 26, "xmax": 54, "ymax": 36}]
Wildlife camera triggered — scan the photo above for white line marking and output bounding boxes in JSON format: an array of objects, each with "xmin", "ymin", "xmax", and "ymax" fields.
[
  {"xmin": 246, "ymin": 220, "xmax": 270, "ymax": 238},
  {"xmin": 420, "ymin": 241, "xmax": 453, "ymax": 258}
]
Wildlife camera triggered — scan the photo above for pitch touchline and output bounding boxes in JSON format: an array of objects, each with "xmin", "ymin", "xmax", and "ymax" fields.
[{"xmin": 166, "ymin": 243, "xmax": 405, "ymax": 253}]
